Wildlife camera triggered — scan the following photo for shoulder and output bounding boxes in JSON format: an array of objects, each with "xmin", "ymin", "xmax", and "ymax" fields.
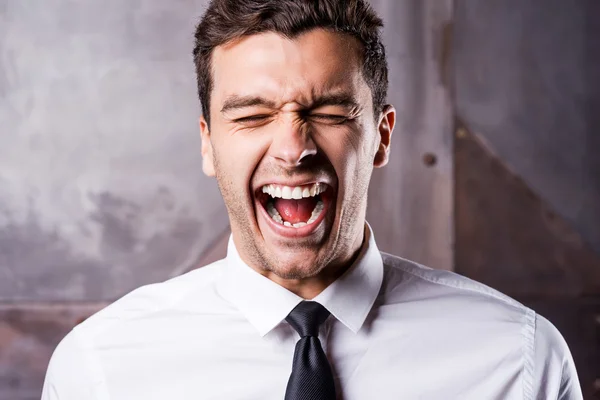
[
  {"xmin": 48, "ymin": 259, "xmax": 224, "ymax": 366},
  {"xmin": 377, "ymin": 252, "xmax": 533, "ymax": 350},
  {"xmin": 41, "ymin": 327, "xmax": 99, "ymax": 399},
  {"xmin": 43, "ymin": 260, "xmax": 227, "ymax": 398},
  {"xmin": 43, "ymin": 260, "xmax": 225, "ymax": 398},
  {"xmin": 379, "ymin": 252, "xmax": 582, "ymax": 399},
  {"xmin": 532, "ymin": 314, "xmax": 583, "ymax": 399},
  {"xmin": 380, "ymin": 251, "xmax": 526, "ymax": 313},
  {"xmin": 73, "ymin": 260, "xmax": 224, "ymax": 341}
]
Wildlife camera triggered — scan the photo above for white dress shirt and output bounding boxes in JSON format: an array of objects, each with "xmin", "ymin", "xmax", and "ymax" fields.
[{"xmin": 42, "ymin": 224, "xmax": 582, "ymax": 399}]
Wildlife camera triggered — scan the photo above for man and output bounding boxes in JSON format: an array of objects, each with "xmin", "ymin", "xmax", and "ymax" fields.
[{"xmin": 42, "ymin": 0, "xmax": 582, "ymax": 399}]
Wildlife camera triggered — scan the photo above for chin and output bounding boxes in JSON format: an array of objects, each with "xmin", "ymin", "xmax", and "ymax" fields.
[
  {"xmin": 266, "ymin": 247, "xmax": 325, "ymax": 280},
  {"xmin": 271, "ymin": 263, "xmax": 324, "ymax": 281}
]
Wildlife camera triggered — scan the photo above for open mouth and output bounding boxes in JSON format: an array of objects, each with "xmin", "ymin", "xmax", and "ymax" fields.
[{"xmin": 255, "ymin": 182, "xmax": 334, "ymax": 235}]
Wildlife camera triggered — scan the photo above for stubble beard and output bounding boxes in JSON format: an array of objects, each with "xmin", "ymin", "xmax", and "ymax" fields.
[
  {"xmin": 212, "ymin": 154, "xmax": 370, "ymax": 281},
  {"xmin": 212, "ymin": 156, "xmax": 327, "ymax": 279}
]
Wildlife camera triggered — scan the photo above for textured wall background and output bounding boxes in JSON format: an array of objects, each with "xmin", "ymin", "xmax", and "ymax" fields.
[
  {"xmin": 1, "ymin": 0, "xmax": 599, "ymax": 398},
  {"xmin": 0, "ymin": 0, "xmax": 229, "ymax": 302},
  {"xmin": 454, "ymin": 0, "xmax": 600, "ymax": 256},
  {"xmin": 366, "ymin": 0, "xmax": 453, "ymax": 271}
]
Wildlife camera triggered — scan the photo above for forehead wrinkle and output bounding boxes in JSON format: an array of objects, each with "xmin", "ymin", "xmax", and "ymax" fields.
[
  {"xmin": 309, "ymin": 88, "xmax": 361, "ymax": 110},
  {"xmin": 277, "ymin": 81, "xmax": 361, "ymax": 109}
]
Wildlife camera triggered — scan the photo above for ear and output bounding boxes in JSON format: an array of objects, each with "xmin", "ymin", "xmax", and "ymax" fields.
[
  {"xmin": 373, "ymin": 104, "xmax": 396, "ymax": 168},
  {"xmin": 199, "ymin": 116, "xmax": 216, "ymax": 177}
]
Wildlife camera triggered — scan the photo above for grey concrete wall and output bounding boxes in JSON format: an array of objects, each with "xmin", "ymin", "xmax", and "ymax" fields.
[{"xmin": 0, "ymin": 0, "xmax": 229, "ymax": 302}]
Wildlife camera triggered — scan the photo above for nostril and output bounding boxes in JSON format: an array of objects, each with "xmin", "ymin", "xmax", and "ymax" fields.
[
  {"xmin": 274, "ymin": 148, "xmax": 317, "ymax": 166},
  {"xmin": 297, "ymin": 149, "xmax": 317, "ymax": 165}
]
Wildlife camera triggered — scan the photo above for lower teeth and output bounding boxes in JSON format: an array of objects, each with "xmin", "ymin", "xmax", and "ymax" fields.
[{"xmin": 266, "ymin": 200, "xmax": 324, "ymax": 228}]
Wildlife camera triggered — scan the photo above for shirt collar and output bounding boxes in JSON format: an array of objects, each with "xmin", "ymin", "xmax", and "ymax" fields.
[{"xmin": 216, "ymin": 222, "xmax": 384, "ymax": 337}]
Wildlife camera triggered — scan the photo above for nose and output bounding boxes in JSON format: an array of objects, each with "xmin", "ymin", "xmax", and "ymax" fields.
[{"xmin": 269, "ymin": 118, "xmax": 317, "ymax": 167}]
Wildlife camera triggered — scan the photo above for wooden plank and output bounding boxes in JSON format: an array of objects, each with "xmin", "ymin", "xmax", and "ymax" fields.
[
  {"xmin": 366, "ymin": 0, "xmax": 454, "ymax": 270},
  {"xmin": 0, "ymin": 303, "xmax": 106, "ymax": 400},
  {"xmin": 453, "ymin": 0, "xmax": 600, "ymax": 255},
  {"xmin": 454, "ymin": 125, "xmax": 600, "ymax": 297}
]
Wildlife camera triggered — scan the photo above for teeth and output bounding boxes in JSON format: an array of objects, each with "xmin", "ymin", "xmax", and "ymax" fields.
[
  {"xmin": 266, "ymin": 201, "xmax": 284, "ymax": 224},
  {"xmin": 265, "ymin": 200, "xmax": 325, "ymax": 228},
  {"xmin": 261, "ymin": 182, "xmax": 327, "ymax": 228},
  {"xmin": 281, "ymin": 186, "xmax": 292, "ymax": 199},
  {"xmin": 306, "ymin": 200, "xmax": 324, "ymax": 224},
  {"xmin": 261, "ymin": 183, "xmax": 327, "ymax": 199},
  {"xmin": 291, "ymin": 187, "xmax": 303, "ymax": 199}
]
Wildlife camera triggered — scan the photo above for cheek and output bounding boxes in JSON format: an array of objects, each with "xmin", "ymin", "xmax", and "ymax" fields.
[
  {"xmin": 213, "ymin": 130, "xmax": 270, "ymax": 184},
  {"xmin": 318, "ymin": 126, "xmax": 371, "ymax": 178}
]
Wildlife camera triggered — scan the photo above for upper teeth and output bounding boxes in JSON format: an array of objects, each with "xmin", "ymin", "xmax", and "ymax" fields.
[{"xmin": 262, "ymin": 183, "xmax": 325, "ymax": 199}]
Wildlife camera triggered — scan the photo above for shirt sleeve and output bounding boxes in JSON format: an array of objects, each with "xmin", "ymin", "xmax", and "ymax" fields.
[
  {"xmin": 41, "ymin": 329, "xmax": 103, "ymax": 400},
  {"xmin": 531, "ymin": 314, "xmax": 583, "ymax": 400}
]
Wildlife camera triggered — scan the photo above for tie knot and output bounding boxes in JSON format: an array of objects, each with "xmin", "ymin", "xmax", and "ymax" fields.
[{"xmin": 285, "ymin": 301, "xmax": 330, "ymax": 338}]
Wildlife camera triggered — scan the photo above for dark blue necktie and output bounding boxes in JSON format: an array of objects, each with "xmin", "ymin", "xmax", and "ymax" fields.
[{"xmin": 284, "ymin": 301, "xmax": 336, "ymax": 400}]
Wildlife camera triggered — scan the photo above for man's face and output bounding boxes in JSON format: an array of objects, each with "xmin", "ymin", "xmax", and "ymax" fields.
[{"xmin": 201, "ymin": 29, "xmax": 393, "ymax": 281}]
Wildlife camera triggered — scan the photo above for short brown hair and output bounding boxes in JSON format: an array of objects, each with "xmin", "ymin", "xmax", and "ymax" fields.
[{"xmin": 193, "ymin": 0, "xmax": 388, "ymax": 127}]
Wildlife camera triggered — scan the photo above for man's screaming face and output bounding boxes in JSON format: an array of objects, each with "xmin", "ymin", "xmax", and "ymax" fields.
[{"xmin": 200, "ymin": 29, "xmax": 393, "ymax": 281}]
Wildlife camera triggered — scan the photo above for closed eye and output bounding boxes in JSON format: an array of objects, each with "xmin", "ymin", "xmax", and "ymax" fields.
[
  {"xmin": 309, "ymin": 114, "xmax": 349, "ymax": 124},
  {"xmin": 233, "ymin": 114, "xmax": 271, "ymax": 124}
]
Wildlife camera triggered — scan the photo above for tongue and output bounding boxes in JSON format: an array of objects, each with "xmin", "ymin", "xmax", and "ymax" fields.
[{"xmin": 273, "ymin": 197, "xmax": 318, "ymax": 224}]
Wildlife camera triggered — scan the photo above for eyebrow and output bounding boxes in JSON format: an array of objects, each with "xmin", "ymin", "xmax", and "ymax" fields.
[
  {"xmin": 220, "ymin": 92, "xmax": 360, "ymax": 114},
  {"xmin": 220, "ymin": 95, "xmax": 277, "ymax": 114},
  {"xmin": 310, "ymin": 92, "xmax": 360, "ymax": 110}
]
